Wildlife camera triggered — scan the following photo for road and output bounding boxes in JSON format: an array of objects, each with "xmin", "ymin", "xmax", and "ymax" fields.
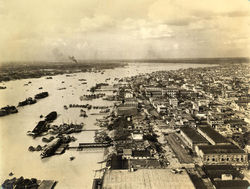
[{"xmin": 165, "ymin": 133, "xmax": 193, "ymax": 164}]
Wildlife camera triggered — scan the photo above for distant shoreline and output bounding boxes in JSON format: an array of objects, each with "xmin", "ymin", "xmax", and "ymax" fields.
[
  {"xmin": 0, "ymin": 57, "xmax": 249, "ymax": 83},
  {"xmin": 0, "ymin": 62, "xmax": 127, "ymax": 83},
  {"xmin": 1, "ymin": 57, "xmax": 249, "ymax": 66}
]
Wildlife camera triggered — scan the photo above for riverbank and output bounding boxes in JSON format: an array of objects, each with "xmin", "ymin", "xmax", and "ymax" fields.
[{"xmin": 0, "ymin": 62, "xmax": 126, "ymax": 82}]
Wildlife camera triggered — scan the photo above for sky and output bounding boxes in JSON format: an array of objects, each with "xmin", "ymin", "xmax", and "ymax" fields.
[{"xmin": 0, "ymin": 0, "xmax": 249, "ymax": 62}]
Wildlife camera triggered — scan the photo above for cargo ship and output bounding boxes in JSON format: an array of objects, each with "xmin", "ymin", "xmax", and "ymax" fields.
[
  {"xmin": 27, "ymin": 120, "xmax": 48, "ymax": 137},
  {"xmin": 35, "ymin": 92, "xmax": 49, "ymax": 99},
  {"xmin": 40, "ymin": 138, "xmax": 62, "ymax": 158}
]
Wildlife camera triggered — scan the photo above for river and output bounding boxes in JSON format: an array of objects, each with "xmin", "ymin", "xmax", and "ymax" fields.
[{"xmin": 0, "ymin": 63, "xmax": 214, "ymax": 188}]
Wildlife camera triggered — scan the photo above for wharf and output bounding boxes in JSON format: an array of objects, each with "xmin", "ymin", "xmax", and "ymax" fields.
[
  {"xmin": 38, "ymin": 180, "xmax": 57, "ymax": 189},
  {"xmin": 68, "ymin": 143, "xmax": 112, "ymax": 150}
]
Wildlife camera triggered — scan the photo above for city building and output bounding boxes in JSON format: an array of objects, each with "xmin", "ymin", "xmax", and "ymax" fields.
[
  {"xmin": 180, "ymin": 127, "xmax": 209, "ymax": 149},
  {"xmin": 196, "ymin": 144, "xmax": 248, "ymax": 166}
]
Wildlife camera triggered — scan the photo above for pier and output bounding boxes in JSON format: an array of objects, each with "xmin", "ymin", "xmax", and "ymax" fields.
[{"xmin": 68, "ymin": 142, "xmax": 112, "ymax": 151}]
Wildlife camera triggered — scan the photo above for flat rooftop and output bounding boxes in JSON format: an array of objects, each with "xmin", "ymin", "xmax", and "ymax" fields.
[
  {"xmin": 102, "ymin": 169, "xmax": 195, "ymax": 189},
  {"xmin": 198, "ymin": 125, "xmax": 229, "ymax": 144},
  {"xmin": 198, "ymin": 144, "xmax": 245, "ymax": 154},
  {"xmin": 180, "ymin": 127, "xmax": 209, "ymax": 144},
  {"xmin": 213, "ymin": 180, "xmax": 249, "ymax": 189}
]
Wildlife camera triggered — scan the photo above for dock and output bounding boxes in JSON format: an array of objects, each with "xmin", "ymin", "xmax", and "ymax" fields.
[
  {"xmin": 38, "ymin": 180, "xmax": 57, "ymax": 189},
  {"xmin": 68, "ymin": 143, "xmax": 112, "ymax": 150}
]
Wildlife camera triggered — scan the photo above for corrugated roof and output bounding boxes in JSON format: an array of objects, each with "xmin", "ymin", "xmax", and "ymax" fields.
[
  {"xmin": 180, "ymin": 127, "xmax": 209, "ymax": 144},
  {"xmin": 198, "ymin": 144, "xmax": 245, "ymax": 154},
  {"xmin": 103, "ymin": 169, "xmax": 195, "ymax": 189},
  {"xmin": 198, "ymin": 125, "xmax": 229, "ymax": 144}
]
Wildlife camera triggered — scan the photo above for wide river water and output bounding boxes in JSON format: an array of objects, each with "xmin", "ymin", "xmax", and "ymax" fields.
[{"xmin": 0, "ymin": 63, "xmax": 213, "ymax": 188}]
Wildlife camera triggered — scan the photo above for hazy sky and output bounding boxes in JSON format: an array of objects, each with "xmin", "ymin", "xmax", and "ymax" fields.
[{"xmin": 0, "ymin": 0, "xmax": 249, "ymax": 62}]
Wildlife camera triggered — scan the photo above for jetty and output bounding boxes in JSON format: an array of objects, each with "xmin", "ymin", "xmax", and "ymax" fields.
[{"xmin": 68, "ymin": 143, "xmax": 112, "ymax": 151}]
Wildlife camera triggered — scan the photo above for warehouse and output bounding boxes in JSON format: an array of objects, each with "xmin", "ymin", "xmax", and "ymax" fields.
[
  {"xmin": 180, "ymin": 127, "xmax": 209, "ymax": 148},
  {"xmin": 196, "ymin": 144, "xmax": 248, "ymax": 166}
]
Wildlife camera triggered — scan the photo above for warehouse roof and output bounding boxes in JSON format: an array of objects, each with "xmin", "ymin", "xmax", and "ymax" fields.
[
  {"xmin": 198, "ymin": 125, "xmax": 229, "ymax": 144},
  {"xmin": 180, "ymin": 127, "xmax": 209, "ymax": 144},
  {"xmin": 198, "ymin": 144, "xmax": 245, "ymax": 154}
]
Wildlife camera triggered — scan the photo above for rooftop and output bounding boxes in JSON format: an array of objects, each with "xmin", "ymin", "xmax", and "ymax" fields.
[
  {"xmin": 213, "ymin": 180, "xmax": 249, "ymax": 189},
  {"xmin": 102, "ymin": 169, "xmax": 195, "ymax": 189},
  {"xmin": 198, "ymin": 144, "xmax": 245, "ymax": 154},
  {"xmin": 198, "ymin": 125, "xmax": 229, "ymax": 144},
  {"xmin": 180, "ymin": 127, "xmax": 209, "ymax": 144}
]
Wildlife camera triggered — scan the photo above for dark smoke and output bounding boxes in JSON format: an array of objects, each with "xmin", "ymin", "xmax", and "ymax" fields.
[{"xmin": 68, "ymin": 56, "xmax": 78, "ymax": 64}]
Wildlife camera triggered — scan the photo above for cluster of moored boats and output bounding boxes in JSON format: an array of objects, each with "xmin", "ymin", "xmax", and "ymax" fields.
[
  {"xmin": 18, "ymin": 92, "xmax": 49, "ymax": 107},
  {"xmin": 67, "ymin": 104, "xmax": 112, "ymax": 110},
  {"xmin": 27, "ymin": 109, "xmax": 84, "ymax": 158},
  {"xmin": 27, "ymin": 111, "xmax": 57, "ymax": 138},
  {"xmin": 79, "ymin": 93, "xmax": 106, "ymax": 101},
  {"xmin": 0, "ymin": 92, "xmax": 49, "ymax": 117},
  {"xmin": 18, "ymin": 97, "xmax": 37, "ymax": 106}
]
